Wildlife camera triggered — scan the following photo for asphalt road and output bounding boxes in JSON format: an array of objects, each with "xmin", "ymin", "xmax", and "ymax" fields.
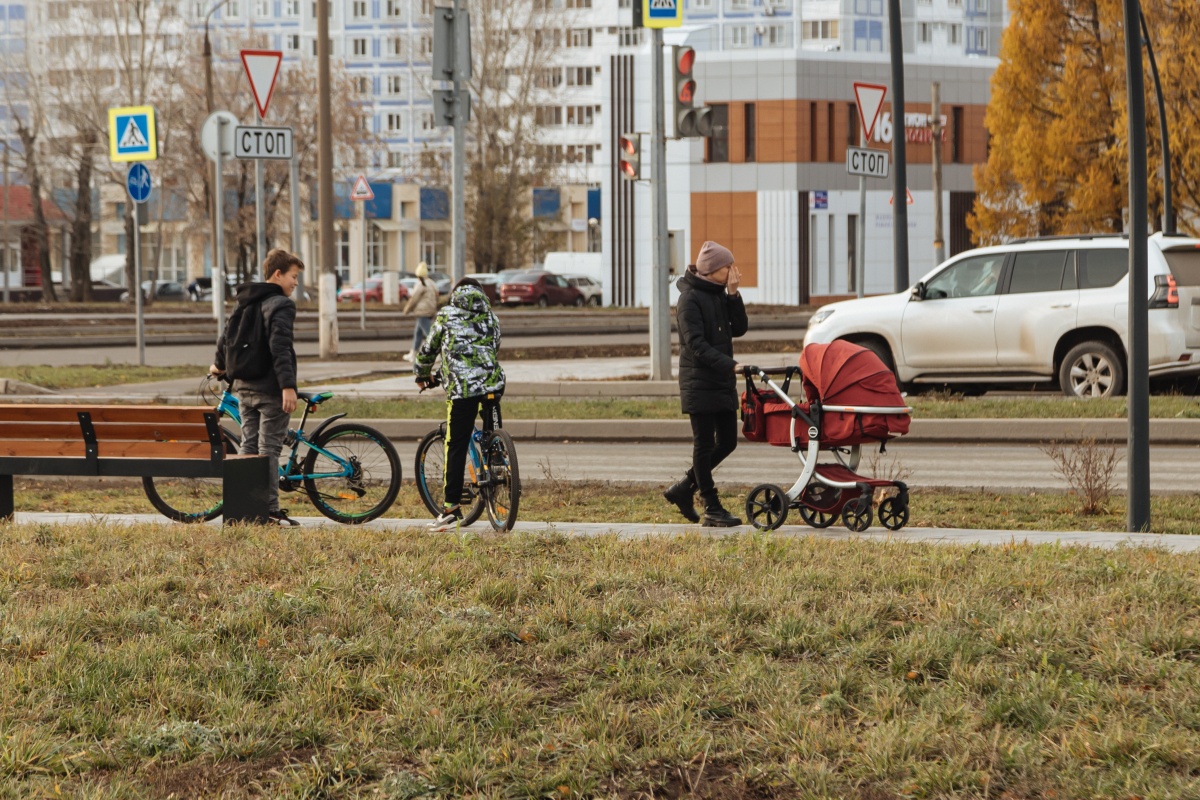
[{"xmin": 383, "ymin": 439, "xmax": 1198, "ymax": 493}]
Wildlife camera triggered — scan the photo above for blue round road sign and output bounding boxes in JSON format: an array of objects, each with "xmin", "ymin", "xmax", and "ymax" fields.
[{"xmin": 127, "ymin": 163, "xmax": 152, "ymax": 204}]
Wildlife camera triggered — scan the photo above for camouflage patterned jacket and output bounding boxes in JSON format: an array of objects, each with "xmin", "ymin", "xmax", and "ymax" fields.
[{"xmin": 414, "ymin": 285, "xmax": 506, "ymax": 399}]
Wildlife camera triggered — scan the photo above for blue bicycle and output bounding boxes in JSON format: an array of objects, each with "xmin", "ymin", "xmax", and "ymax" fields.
[{"xmin": 143, "ymin": 375, "xmax": 402, "ymax": 524}]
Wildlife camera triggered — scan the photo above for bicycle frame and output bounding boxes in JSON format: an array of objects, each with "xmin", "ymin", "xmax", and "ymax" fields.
[{"xmin": 217, "ymin": 388, "xmax": 357, "ymax": 483}]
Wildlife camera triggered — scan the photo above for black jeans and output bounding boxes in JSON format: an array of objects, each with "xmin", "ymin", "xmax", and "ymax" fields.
[
  {"xmin": 689, "ymin": 410, "xmax": 738, "ymax": 503},
  {"xmin": 443, "ymin": 392, "xmax": 503, "ymax": 511}
]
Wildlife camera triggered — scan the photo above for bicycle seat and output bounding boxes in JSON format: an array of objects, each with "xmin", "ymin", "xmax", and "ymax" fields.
[{"xmin": 297, "ymin": 391, "xmax": 334, "ymax": 406}]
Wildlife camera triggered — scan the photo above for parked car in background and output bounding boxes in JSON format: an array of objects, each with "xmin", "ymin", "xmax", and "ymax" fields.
[
  {"xmin": 427, "ymin": 269, "xmax": 452, "ymax": 294},
  {"xmin": 52, "ymin": 280, "xmax": 126, "ymax": 302},
  {"xmin": 565, "ymin": 274, "xmax": 603, "ymax": 306},
  {"xmin": 337, "ymin": 275, "xmax": 404, "ymax": 303},
  {"xmin": 121, "ymin": 280, "xmax": 189, "ymax": 303},
  {"xmin": 803, "ymin": 232, "xmax": 1200, "ymax": 399},
  {"xmin": 463, "ymin": 273, "xmax": 501, "ymax": 303},
  {"xmin": 499, "ymin": 270, "xmax": 585, "ymax": 307},
  {"xmin": 189, "ymin": 276, "xmax": 238, "ymax": 302}
]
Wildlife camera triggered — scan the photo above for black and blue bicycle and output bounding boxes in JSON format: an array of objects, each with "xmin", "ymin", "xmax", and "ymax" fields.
[{"xmin": 143, "ymin": 375, "xmax": 402, "ymax": 524}]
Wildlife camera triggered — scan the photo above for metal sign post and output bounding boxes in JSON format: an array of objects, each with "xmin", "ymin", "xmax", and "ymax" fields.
[
  {"xmin": 290, "ymin": 156, "xmax": 303, "ymax": 300},
  {"xmin": 887, "ymin": 0, "xmax": 910, "ymax": 292},
  {"xmin": 127, "ymin": 164, "xmax": 152, "ymax": 366},
  {"xmin": 350, "ymin": 176, "xmax": 374, "ymax": 331},
  {"xmin": 851, "ymin": 84, "xmax": 888, "ymax": 298},
  {"xmin": 202, "ymin": 110, "xmax": 237, "ymax": 332},
  {"xmin": 241, "ymin": 50, "xmax": 283, "ymax": 278}
]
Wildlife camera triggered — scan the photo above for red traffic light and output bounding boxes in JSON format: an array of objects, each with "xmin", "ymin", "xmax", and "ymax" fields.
[
  {"xmin": 678, "ymin": 79, "xmax": 695, "ymax": 105},
  {"xmin": 676, "ymin": 46, "xmax": 695, "ymax": 75},
  {"xmin": 620, "ymin": 160, "xmax": 637, "ymax": 178},
  {"xmin": 619, "ymin": 136, "xmax": 636, "ymax": 155}
]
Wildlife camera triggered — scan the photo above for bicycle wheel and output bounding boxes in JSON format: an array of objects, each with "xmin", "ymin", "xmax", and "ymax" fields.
[
  {"xmin": 302, "ymin": 423, "xmax": 402, "ymax": 524},
  {"xmin": 143, "ymin": 426, "xmax": 240, "ymax": 523},
  {"xmin": 413, "ymin": 427, "xmax": 486, "ymax": 526},
  {"xmin": 483, "ymin": 429, "xmax": 520, "ymax": 532}
]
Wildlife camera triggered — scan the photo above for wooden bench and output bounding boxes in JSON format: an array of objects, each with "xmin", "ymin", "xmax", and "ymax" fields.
[{"xmin": 0, "ymin": 404, "xmax": 266, "ymax": 523}]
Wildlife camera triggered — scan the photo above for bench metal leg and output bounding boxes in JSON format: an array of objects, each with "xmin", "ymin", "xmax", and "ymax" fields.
[
  {"xmin": 223, "ymin": 455, "xmax": 273, "ymax": 526},
  {"xmin": 0, "ymin": 475, "xmax": 11, "ymax": 522}
]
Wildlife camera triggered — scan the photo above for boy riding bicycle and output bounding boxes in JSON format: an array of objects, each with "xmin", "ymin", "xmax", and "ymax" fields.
[{"xmin": 414, "ymin": 277, "xmax": 506, "ymax": 531}]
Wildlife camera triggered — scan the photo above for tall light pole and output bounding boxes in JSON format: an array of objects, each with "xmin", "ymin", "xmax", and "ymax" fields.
[
  {"xmin": 203, "ymin": 0, "xmax": 234, "ymax": 301},
  {"xmin": 317, "ymin": 0, "xmax": 337, "ymax": 357}
]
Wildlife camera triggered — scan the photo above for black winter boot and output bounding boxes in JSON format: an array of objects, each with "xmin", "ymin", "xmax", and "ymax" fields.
[
  {"xmin": 663, "ymin": 472, "xmax": 700, "ymax": 523},
  {"xmin": 701, "ymin": 494, "xmax": 743, "ymax": 528}
]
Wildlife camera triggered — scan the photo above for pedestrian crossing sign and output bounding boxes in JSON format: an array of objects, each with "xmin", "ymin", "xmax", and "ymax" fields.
[
  {"xmin": 642, "ymin": 0, "xmax": 682, "ymax": 28},
  {"xmin": 107, "ymin": 105, "xmax": 157, "ymax": 162}
]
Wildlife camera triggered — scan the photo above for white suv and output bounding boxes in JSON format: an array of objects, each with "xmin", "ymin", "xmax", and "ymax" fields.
[{"xmin": 803, "ymin": 233, "xmax": 1200, "ymax": 398}]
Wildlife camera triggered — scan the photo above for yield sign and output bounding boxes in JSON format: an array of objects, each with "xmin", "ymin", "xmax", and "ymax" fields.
[
  {"xmin": 853, "ymin": 81, "xmax": 888, "ymax": 142},
  {"xmin": 241, "ymin": 49, "xmax": 283, "ymax": 118},
  {"xmin": 350, "ymin": 175, "xmax": 374, "ymax": 201}
]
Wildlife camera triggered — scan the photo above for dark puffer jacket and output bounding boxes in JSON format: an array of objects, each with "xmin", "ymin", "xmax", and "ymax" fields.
[
  {"xmin": 675, "ymin": 270, "xmax": 748, "ymax": 414},
  {"xmin": 213, "ymin": 282, "xmax": 298, "ymax": 394}
]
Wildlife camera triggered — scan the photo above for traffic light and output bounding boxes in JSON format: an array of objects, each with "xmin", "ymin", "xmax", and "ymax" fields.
[
  {"xmin": 672, "ymin": 45, "xmax": 713, "ymax": 138},
  {"xmin": 618, "ymin": 133, "xmax": 641, "ymax": 180}
]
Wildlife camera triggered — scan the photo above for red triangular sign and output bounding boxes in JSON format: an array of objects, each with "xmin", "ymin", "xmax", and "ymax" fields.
[
  {"xmin": 853, "ymin": 81, "xmax": 888, "ymax": 142},
  {"xmin": 888, "ymin": 187, "xmax": 915, "ymax": 206},
  {"xmin": 350, "ymin": 175, "xmax": 374, "ymax": 201},
  {"xmin": 241, "ymin": 49, "xmax": 283, "ymax": 118}
]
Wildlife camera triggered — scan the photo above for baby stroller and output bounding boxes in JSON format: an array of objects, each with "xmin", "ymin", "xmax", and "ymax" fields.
[{"xmin": 740, "ymin": 340, "xmax": 912, "ymax": 532}]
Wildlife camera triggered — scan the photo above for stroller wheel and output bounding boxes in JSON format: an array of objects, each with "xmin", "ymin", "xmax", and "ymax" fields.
[
  {"xmin": 798, "ymin": 485, "xmax": 840, "ymax": 529},
  {"xmin": 878, "ymin": 496, "xmax": 909, "ymax": 531},
  {"xmin": 746, "ymin": 484, "xmax": 789, "ymax": 531},
  {"xmin": 841, "ymin": 496, "xmax": 872, "ymax": 532}
]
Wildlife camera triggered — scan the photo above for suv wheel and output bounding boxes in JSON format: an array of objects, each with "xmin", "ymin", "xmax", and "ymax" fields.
[{"xmin": 1059, "ymin": 341, "xmax": 1124, "ymax": 399}]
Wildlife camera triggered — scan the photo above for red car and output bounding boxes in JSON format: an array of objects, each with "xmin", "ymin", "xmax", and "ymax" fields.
[
  {"xmin": 337, "ymin": 277, "xmax": 409, "ymax": 303},
  {"xmin": 499, "ymin": 271, "xmax": 585, "ymax": 307}
]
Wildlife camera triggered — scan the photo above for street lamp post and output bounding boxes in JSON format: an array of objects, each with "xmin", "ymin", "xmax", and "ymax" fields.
[{"xmin": 204, "ymin": 0, "xmax": 234, "ymax": 300}]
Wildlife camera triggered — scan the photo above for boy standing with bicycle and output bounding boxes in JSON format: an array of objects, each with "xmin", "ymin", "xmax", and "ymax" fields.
[
  {"xmin": 414, "ymin": 277, "xmax": 506, "ymax": 531},
  {"xmin": 210, "ymin": 249, "xmax": 305, "ymax": 526}
]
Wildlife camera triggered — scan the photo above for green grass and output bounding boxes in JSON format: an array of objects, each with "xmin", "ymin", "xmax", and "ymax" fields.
[
  {"xmin": 0, "ymin": 364, "xmax": 205, "ymax": 390},
  {"xmin": 0, "ymin": 520, "xmax": 1198, "ymax": 798}
]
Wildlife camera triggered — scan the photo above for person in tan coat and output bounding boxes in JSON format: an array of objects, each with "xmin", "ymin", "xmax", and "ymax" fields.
[{"xmin": 403, "ymin": 262, "xmax": 440, "ymax": 361}]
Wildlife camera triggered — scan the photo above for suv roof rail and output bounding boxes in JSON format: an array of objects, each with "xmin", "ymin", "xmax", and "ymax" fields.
[{"xmin": 1008, "ymin": 233, "xmax": 1129, "ymax": 245}]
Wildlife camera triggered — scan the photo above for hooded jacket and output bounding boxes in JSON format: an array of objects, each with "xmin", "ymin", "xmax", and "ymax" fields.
[
  {"xmin": 414, "ymin": 285, "xmax": 505, "ymax": 399},
  {"xmin": 213, "ymin": 282, "xmax": 298, "ymax": 395},
  {"xmin": 675, "ymin": 270, "xmax": 748, "ymax": 414}
]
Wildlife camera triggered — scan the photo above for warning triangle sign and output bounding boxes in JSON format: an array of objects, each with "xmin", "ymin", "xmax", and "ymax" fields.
[
  {"xmin": 350, "ymin": 175, "xmax": 374, "ymax": 201},
  {"xmin": 853, "ymin": 82, "xmax": 888, "ymax": 142},
  {"xmin": 241, "ymin": 49, "xmax": 283, "ymax": 118},
  {"xmin": 888, "ymin": 187, "xmax": 915, "ymax": 206},
  {"xmin": 119, "ymin": 118, "xmax": 148, "ymax": 149}
]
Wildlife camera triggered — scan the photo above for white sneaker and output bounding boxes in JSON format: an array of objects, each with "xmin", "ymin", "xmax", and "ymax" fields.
[
  {"xmin": 402, "ymin": 352, "xmax": 414, "ymax": 362},
  {"xmin": 426, "ymin": 509, "xmax": 461, "ymax": 532}
]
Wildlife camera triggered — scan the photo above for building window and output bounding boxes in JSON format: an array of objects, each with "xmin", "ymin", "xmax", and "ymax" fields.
[
  {"xmin": 386, "ymin": 0, "xmax": 404, "ymax": 17},
  {"xmin": 352, "ymin": 75, "xmax": 371, "ymax": 94},
  {"xmin": 285, "ymin": 0, "xmax": 300, "ymax": 16},
  {"xmin": 952, "ymin": 106, "xmax": 964, "ymax": 163},
  {"xmin": 727, "ymin": 0, "xmax": 751, "ymax": 11},
  {"xmin": 386, "ymin": 36, "xmax": 406, "ymax": 58},
  {"xmin": 568, "ymin": 28, "xmax": 593, "ymax": 47},
  {"xmin": 706, "ymin": 104, "xmax": 729, "ymax": 163},
  {"xmin": 420, "ymin": 111, "xmax": 437, "ymax": 132},
  {"xmin": 368, "ymin": 224, "xmax": 387, "ymax": 270},
  {"xmin": 692, "ymin": 0, "xmax": 715, "ymax": 10},
  {"xmin": 255, "ymin": 0, "xmax": 271, "ymax": 17},
  {"xmin": 729, "ymin": 25, "xmax": 751, "ymax": 48},
  {"xmin": 352, "ymin": 0, "xmax": 367, "ymax": 18},
  {"xmin": 918, "ymin": 22, "xmax": 931, "ymax": 43},
  {"xmin": 422, "ymin": 230, "xmax": 448, "ymax": 268},
  {"xmin": 853, "ymin": 0, "xmax": 883, "ymax": 13},
  {"xmin": 352, "ymin": 38, "xmax": 368, "ymax": 57},
  {"xmin": 386, "ymin": 112, "xmax": 406, "ymax": 133},
  {"xmin": 387, "ymin": 151, "xmax": 406, "ymax": 168},
  {"xmin": 192, "ymin": 1, "xmax": 206, "ymax": 19},
  {"xmin": 566, "ymin": 66, "xmax": 594, "ymax": 87},
  {"xmin": 949, "ymin": 24, "xmax": 962, "ymax": 45},
  {"xmin": 744, "ymin": 103, "xmax": 755, "ymax": 162},
  {"xmin": 284, "ymin": 33, "xmax": 300, "ymax": 51},
  {"xmin": 387, "ymin": 74, "xmax": 407, "ymax": 95},
  {"xmin": 419, "ymin": 33, "xmax": 433, "ymax": 59},
  {"xmin": 803, "ymin": 20, "xmax": 838, "ymax": 40},
  {"xmin": 225, "ymin": 1, "xmax": 241, "ymax": 18},
  {"xmin": 970, "ymin": 27, "xmax": 987, "ymax": 51},
  {"xmin": 420, "ymin": 0, "xmax": 436, "ymax": 15}
]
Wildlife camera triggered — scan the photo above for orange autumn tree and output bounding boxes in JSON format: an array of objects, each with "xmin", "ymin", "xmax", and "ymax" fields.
[
  {"xmin": 971, "ymin": 0, "xmax": 1137, "ymax": 244},
  {"xmin": 1146, "ymin": 0, "xmax": 1200, "ymax": 235}
]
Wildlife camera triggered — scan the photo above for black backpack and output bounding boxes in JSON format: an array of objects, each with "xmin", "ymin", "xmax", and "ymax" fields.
[{"xmin": 223, "ymin": 300, "xmax": 272, "ymax": 380}]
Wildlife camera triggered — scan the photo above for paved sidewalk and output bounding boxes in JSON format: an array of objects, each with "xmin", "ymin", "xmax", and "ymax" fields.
[{"xmin": 9, "ymin": 511, "xmax": 1200, "ymax": 552}]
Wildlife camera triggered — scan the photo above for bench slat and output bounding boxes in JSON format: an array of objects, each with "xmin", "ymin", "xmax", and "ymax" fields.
[
  {"xmin": 0, "ymin": 405, "xmax": 217, "ymax": 424},
  {"xmin": 0, "ymin": 421, "xmax": 215, "ymax": 441},
  {"xmin": 0, "ymin": 440, "xmax": 213, "ymax": 459}
]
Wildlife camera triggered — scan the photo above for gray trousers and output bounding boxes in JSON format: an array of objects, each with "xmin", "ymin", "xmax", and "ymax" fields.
[
  {"xmin": 410, "ymin": 315, "xmax": 433, "ymax": 354},
  {"xmin": 238, "ymin": 390, "xmax": 289, "ymax": 513}
]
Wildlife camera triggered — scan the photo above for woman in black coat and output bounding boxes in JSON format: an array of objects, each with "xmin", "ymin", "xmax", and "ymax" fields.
[{"xmin": 664, "ymin": 241, "xmax": 748, "ymax": 526}]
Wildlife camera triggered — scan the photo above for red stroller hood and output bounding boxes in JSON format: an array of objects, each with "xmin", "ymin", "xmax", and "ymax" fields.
[{"xmin": 799, "ymin": 340, "xmax": 905, "ymax": 406}]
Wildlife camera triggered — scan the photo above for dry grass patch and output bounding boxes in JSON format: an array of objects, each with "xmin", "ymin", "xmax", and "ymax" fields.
[{"xmin": 0, "ymin": 523, "xmax": 1198, "ymax": 798}]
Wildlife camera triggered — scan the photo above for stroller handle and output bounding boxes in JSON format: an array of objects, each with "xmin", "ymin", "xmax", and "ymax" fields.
[{"xmin": 743, "ymin": 365, "xmax": 800, "ymax": 378}]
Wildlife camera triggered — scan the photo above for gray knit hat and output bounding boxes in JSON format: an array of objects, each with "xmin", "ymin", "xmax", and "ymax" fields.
[{"xmin": 695, "ymin": 241, "xmax": 734, "ymax": 275}]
